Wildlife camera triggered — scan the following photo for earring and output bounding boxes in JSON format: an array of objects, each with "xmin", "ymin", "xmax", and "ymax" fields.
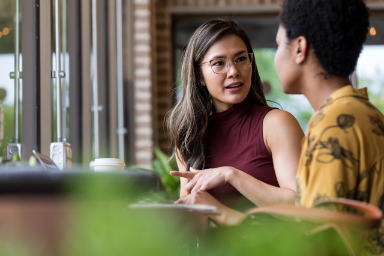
[
  {"xmin": 298, "ymin": 48, "xmax": 302, "ymax": 53},
  {"xmin": 201, "ymin": 81, "xmax": 205, "ymax": 85}
]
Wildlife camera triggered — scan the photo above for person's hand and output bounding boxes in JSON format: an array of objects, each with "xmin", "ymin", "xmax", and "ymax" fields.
[
  {"xmin": 170, "ymin": 167, "xmax": 235, "ymax": 193},
  {"xmin": 174, "ymin": 190, "xmax": 245, "ymax": 226},
  {"xmin": 175, "ymin": 189, "xmax": 221, "ymax": 205}
]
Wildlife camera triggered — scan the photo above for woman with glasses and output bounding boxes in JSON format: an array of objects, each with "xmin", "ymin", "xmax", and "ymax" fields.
[{"xmin": 167, "ymin": 19, "xmax": 304, "ymax": 225}]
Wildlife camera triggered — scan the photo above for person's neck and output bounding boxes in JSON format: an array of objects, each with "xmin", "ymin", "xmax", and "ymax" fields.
[
  {"xmin": 212, "ymin": 101, "xmax": 233, "ymax": 113},
  {"xmin": 301, "ymin": 74, "xmax": 351, "ymax": 112}
]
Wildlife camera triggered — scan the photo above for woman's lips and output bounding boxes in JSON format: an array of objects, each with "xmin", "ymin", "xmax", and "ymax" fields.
[{"xmin": 225, "ymin": 83, "xmax": 243, "ymax": 92}]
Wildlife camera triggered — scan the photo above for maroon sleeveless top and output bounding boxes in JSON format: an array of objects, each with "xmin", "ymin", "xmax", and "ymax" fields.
[{"xmin": 204, "ymin": 97, "xmax": 279, "ymax": 211}]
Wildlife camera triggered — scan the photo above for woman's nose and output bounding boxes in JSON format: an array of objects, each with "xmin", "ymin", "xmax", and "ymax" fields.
[{"xmin": 226, "ymin": 60, "xmax": 240, "ymax": 78}]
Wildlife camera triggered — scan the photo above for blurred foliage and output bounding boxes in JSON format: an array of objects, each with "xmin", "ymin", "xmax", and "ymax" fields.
[
  {"xmin": 152, "ymin": 147, "xmax": 180, "ymax": 194},
  {"xmin": 254, "ymin": 49, "xmax": 289, "ymax": 102},
  {"xmin": 62, "ymin": 175, "xmax": 193, "ymax": 256},
  {"xmin": 133, "ymin": 147, "xmax": 180, "ymax": 202},
  {"xmin": 254, "ymin": 48, "xmax": 313, "ymax": 131},
  {"xmin": 62, "ymin": 176, "xmax": 368, "ymax": 256},
  {"xmin": 0, "ymin": 0, "xmax": 16, "ymax": 54},
  {"xmin": 199, "ymin": 219, "xmax": 360, "ymax": 256},
  {"xmin": 0, "ymin": 238, "xmax": 35, "ymax": 256},
  {"xmin": 358, "ymin": 71, "xmax": 384, "ymax": 114},
  {"xmin": 0, "ymin": 174, "xmax": 362, "ymax": 256},
  {"xmin": 0, "ymin": 104, "xmax": 21, "ymax": 159}
]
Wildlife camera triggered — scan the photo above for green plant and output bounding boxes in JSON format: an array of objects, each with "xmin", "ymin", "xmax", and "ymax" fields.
[{"xmin": 133, "ymin": 147, "xmax": 180, "ymax": 196}]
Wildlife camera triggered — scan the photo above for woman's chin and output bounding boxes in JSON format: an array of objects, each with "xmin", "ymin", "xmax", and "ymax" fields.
[
  {"xmin": 226, "ymin": 94, "xmax": 248, "ymax": 105},
  {"xmin": 227, "ymin": 89, "xmax": 249, "ymax": 103}
]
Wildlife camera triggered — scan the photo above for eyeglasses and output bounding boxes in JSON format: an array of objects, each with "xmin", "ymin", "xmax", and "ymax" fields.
[{"xmin": 200, "ymin": 52, "xmax": 254, "ymax": 74}]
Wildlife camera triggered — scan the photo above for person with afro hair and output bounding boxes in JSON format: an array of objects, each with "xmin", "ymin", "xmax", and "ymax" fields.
[{"xmin": 275, "ymin": 0, "xmax": 384, "ymax": 254}]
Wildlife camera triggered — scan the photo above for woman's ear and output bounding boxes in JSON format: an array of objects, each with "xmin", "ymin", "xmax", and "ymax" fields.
[
  {"xmin": 200, "ymin": 77, "xmax": 206, "ymax": 86},
  {"xmin": 295, "ymin": 36, "xmax": 308, "ymax": 64}
]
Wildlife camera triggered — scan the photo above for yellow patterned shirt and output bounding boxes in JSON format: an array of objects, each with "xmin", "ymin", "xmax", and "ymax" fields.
[{"xmin": 296, "ymin": 85, "xmax": 384, "ymax": 255}]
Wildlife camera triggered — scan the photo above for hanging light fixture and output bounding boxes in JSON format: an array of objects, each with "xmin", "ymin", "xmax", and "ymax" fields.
[{"xmin": 370, "ymin": 27, "xmax": 377, "ymax": 36}]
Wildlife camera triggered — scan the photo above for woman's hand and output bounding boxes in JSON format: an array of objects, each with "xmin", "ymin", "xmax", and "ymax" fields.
[
  {"xmin": 174, "ymin": 190, "xmax": 245, "ymax": 226},
  {"xmin": 171, "ymin": 167, "xmax": 235, "ymax": 194}
]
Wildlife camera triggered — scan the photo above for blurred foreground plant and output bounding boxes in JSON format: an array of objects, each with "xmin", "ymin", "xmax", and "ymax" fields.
[
  {"xmin": 62, "ymin": 174, "xmax": 194, "ymax": 256},
  {"xmin": 0, "ymin": 173, "xmax": 359, "ymax": 256}
]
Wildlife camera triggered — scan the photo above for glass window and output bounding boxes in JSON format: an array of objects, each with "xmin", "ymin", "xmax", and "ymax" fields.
[
  {"xmin": 357, "ymin": 45, "xmax": 384, "ymax": 113},
  {"xmin": 51, "ymin": 0, "xmax": 69, "ymax": 143},
  {"xmin": 356, "ymin": 16, "xmax": 384, "ymax": 114},
  {"xmin": 0, "ymin": 0, "xmax": 22, "ymax": 159}
]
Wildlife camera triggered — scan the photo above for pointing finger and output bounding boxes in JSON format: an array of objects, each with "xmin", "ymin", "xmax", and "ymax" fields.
[{"xmin": 170, "ymin": 171, "xmax": 196, "ymax": 179}]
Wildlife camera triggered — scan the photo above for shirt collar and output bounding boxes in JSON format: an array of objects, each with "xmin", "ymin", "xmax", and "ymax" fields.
[{"xmin": 319, "ymin": 85, "xmax": 369, "ymax": 110}]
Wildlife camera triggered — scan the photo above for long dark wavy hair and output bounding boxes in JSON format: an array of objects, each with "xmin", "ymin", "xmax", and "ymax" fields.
[{"xmin": 167, "ymin": 18, "xmax": 267, "ymax": 171}]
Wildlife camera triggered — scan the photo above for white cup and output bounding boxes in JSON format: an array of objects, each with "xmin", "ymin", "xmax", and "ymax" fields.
[{"xmin": 91, "ymin": 158, "xmax": 125, "ymax": 172}]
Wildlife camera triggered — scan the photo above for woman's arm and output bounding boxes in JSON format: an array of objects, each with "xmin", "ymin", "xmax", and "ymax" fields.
[
  {"xmin": 261, "ymin": 109, "xmax": 304, "ymax": 204},
  {"xmin": 172, "ymin": 109, "xmax": 304, "ymax": 207},
  {"xmin": 175, "ymin": 152, "xmax": 245, "ymax": 226}
]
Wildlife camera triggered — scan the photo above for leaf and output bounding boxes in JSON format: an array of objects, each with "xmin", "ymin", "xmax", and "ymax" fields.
[
  {"xmin": 151, "ymin": 159, "xmax": 166, "ymax": 178},
  {"xmin": 154, "ymin": 148, "xmax": 181, "ymax": 193},
  {"xmin": 169, "ymin": 155, "xmax": 178, "ymax": 170},
  {"xmin": 153, "ymin": 147, "xmax": 172, "ymax": 174}
]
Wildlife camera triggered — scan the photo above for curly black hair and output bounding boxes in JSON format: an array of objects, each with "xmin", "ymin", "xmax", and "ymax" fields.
[{"xmin": 280, "ymin": 0, "xmax": 370, "ymax": 77}]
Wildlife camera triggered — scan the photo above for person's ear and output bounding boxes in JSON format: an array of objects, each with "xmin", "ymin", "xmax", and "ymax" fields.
[
  {"xmin": 295, "ymin": 36, "xmax": 308, "ymax": 64},
  {"xmin": 200, "ymin": 77, "xmax": 206, "ymax": 86}
]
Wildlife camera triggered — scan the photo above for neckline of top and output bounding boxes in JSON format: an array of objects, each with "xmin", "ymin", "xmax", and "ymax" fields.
[{"xmin": 211, "ymin": 97, "xmax": 253, "ymax": 125}]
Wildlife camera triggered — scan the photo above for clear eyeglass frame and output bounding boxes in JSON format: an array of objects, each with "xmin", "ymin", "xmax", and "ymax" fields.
[{"xmin": 200, "ymin": 52, "xmax": 254, "ymax": 74}]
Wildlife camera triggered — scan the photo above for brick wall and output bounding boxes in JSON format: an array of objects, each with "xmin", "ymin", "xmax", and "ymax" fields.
[
  {"xmin": 133, "ymin": 0, "xmax": 153, "ymax": 167},
  {"xmin": 165, "ymin": 0, "xmax": 282, "ymax": 5}
]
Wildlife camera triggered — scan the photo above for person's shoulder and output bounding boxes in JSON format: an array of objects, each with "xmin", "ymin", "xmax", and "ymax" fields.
[
  {"xmin": 336, "ymin": 94, "xmax": 378, "ymax": 112},
  {"xmin": 314, "ymin": 96, "xmax": 384, "ymax": 131},
  {"xmin": 263, "ymin": 108, "xmax": 297, "ymax": 125},
  {"xmin": 263, "ymin": 109, "xmax": 303, "ymax": 134},
  {"xmin": 262, "ymin": 109, "xmax": 304, "ymax": 151}
]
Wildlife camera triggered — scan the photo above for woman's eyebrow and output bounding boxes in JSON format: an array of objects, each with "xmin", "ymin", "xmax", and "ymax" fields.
[
  {"xmin": 210, "ymin": 54, "xmax": 226, "ymax": 60},
  {"xmin": 234, "ymin": 50, "xmax": 247, "ymax": 56},
  {"xmin": 210, "ymin": 50, "xmax": 247, "ymax": 60}
]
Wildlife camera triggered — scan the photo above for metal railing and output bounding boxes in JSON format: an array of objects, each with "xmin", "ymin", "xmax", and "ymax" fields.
[
  {"xmin": 116, "ymin": 0, "xmax": 125, "ymax": 161},
  {"xmin": 91, "ymin": 0, "xmax": 99, "ymax": 159}
]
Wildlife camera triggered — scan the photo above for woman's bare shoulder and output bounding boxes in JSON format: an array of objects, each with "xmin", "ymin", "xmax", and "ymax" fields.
[
  {"xmin": 264, "ymin": 109, "xmax": 301, "ymax": 128},
  {"xmin": 263, "ymin": 109, "xmax": 304, "ymax": 143}
]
